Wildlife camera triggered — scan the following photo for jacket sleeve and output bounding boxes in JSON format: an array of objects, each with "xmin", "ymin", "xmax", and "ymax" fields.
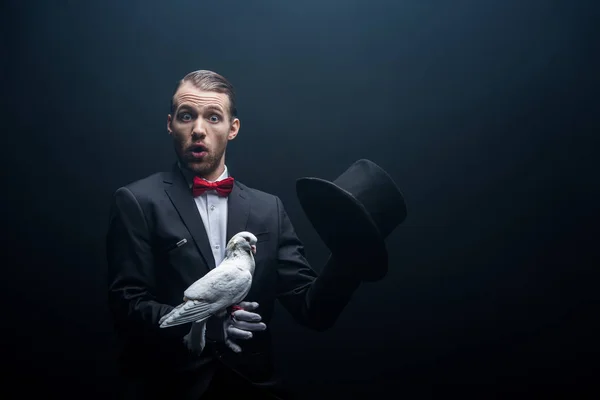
[
  {"xmin": 274, "ymin": 196, "xmax": 361, "ymax": 331},
  {"xmin": 106, "ymin": 186, "xmax": 190, "ymax": 341}
]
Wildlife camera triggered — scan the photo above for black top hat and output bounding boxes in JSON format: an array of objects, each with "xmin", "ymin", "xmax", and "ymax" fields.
[{"xmin": 296, "ymin": 159, "xmax": 407, "ymax": 282}]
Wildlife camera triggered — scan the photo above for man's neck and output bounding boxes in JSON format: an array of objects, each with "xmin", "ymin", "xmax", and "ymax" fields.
[
  {"xmin": 178, "ymin": 162, "xmax": 229, "ymax": 186},
  {"xmin": 203, "ymin": 165, "xmax": 227, "ymax": 182}
]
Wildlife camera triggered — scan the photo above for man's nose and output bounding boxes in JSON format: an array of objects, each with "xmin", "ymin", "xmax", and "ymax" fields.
[{"xmin": 192, "ymin": 118, "xmax": 207, "ymax": 137}]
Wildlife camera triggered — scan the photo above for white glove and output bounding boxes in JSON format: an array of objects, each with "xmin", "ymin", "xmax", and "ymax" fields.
[{"xmin": 223, "ymin": 301, "xmax": 267, "ymax": 353}]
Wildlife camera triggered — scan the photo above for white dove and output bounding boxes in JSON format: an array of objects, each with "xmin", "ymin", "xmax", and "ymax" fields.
[{"xmin": 158, "ymin": 231, "xmax": 258, "ymax": 352}]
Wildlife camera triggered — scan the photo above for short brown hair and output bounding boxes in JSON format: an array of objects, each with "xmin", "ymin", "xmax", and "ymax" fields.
[{"xmin": 170, "ymin": 70, "xmax": 238, "ymax": 119}]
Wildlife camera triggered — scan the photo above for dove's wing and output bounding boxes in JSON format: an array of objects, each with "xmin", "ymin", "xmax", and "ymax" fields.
[
  {"xmin": 160, "ymin": 259, "xmax": 253, "ymax": 328},
  {"xmin": 159, "ymin": 300, "xmax": 214, "ymax": 327},
  {"xmin": 158, "ymin": 302, "xmax": 184, "ymax": 326},
  {"xmin": 185, "ymin": 258, "xmax": 253, "ymax": 302}
]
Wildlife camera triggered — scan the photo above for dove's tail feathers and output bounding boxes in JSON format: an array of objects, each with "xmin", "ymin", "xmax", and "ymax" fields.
[
  {"xmin": 159, "ymin": 300, "xmax": 212, "ymax": 328},
  {"xmin": 183, "ymin": 321, "xmax": 208, "ymax": 354}
]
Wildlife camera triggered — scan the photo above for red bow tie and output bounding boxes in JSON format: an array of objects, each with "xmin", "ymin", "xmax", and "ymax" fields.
[{"xmin": 192, "ymin": 176, "xmax": 235, "ymax": 197}]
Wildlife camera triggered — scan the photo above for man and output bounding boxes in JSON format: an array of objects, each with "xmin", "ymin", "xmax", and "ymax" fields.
[{"xmin": 106, "ymin": 70, "xmax": 369, "ymax": 399}]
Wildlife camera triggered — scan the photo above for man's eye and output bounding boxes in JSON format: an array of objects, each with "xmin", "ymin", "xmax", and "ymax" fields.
[
  {"xmin": 179, "ymin": 113, "xmax": 192, "ymax": 122},
  {"xmin": 209, "ymin": 114, "xmax": 221, "ymax": 123}
]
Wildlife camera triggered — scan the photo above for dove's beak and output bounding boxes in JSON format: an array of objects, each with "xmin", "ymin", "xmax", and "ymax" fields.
[{"xmin": 251, "ymin": 245, "xmax": 256, "ymax": 254}]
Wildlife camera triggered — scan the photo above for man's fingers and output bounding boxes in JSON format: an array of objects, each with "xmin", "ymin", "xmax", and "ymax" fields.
[
  {"xmin": 238, "ymin": 301, "xmax": 259, "ymax": 311},
  {"xmin": 232, "ymin": 310, "xmax": 262, "ymax": 322},
  {"xmin": 232, "ymin": 320, "xmax": 267, "ymax": 332},
  {"xmin": 227, "ymin": 326, "xmax": 253, "ymax": 340}
]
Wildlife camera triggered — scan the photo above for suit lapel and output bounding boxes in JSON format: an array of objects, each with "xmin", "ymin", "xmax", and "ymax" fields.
[
  {"xmin": 226, "ymin": 181, "xmax": 250, "ymax": 243},
  {"xmin": 164, "ymin": 163, "xmax": 216, "ymax": 271}
]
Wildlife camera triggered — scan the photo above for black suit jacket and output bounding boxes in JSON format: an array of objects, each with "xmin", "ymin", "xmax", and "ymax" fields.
[{"xmin": 106, "ymin": 163, "xmax": 360, "ymax": 394}]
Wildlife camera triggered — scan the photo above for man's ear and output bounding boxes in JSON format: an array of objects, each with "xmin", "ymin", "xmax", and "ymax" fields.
[
  {"xmin": 228, "ymin": 118, "xmax": 240, "ymax": 141},
  {"xmin": 167, "ymin": 114, "xmax": 173, "ymax": 135}
]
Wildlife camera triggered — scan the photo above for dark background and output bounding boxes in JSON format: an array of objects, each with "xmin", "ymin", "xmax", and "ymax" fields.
[{"xmin": 2, "ymin": 0, "xmax": 598, "ymax": 398}]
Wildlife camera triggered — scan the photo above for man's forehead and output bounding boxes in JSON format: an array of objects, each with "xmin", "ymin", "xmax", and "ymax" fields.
[{"xmin": 173, "ymin": 86, "xmax": 228, "ymax": 110}]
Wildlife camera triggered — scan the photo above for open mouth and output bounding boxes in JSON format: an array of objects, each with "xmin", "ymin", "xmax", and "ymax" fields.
[{"xmin": 190, "ymin": 144, "xmax": 208, "ymax": 158}]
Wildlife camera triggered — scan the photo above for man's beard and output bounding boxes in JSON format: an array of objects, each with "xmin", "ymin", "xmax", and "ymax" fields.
[{"xmin": 178, "ymin": 145, "xmax": 225, "ymax": 178}]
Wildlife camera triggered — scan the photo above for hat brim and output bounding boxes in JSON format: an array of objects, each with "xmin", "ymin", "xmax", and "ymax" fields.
[{"xmin": 296, "ymin": 177, "xmax": 388, "ymax": 282}]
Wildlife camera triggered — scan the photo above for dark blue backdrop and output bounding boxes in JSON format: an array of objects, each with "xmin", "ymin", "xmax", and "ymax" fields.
[{"xmin": 2, "ymin": 1, "xmax": 598, "ymax": 398}]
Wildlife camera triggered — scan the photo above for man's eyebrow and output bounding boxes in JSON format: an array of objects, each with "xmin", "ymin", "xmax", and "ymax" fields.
[
  {"xmin": 175, "ymin": 103, "xmax": 224, "ymax": 113},
  {"xmin": 174, "ymin": 103, "xmax": 194, "ymax": 111},
  {"xmin": 204, "ymin": 104, "xmax": 224, "ymax": 113}
]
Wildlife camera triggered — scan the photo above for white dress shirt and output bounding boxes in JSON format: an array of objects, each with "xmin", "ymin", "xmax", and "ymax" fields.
[{"xmin": 179, "ymin": 163, "xmax": 229, "ymax": 266}]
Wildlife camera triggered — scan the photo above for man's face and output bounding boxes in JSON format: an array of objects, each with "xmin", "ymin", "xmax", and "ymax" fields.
[{"xmin": 167, "ymin": 81, "xmax": 240, "ymax": 179}]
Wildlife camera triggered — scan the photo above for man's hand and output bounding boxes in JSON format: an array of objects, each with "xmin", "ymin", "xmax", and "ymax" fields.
[{"xmin": 223, "ymin": 301, "xmax": 266, "ymax": 353}]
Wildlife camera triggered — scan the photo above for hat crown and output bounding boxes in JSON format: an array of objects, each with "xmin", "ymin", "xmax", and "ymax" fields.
[
  {"xmin": 332, "ymin": 159, "xmax": 406, "ymax": 237},
  {"xmin": 295, "ymin": 158, "xmax": 407, "ymax": 281}
]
